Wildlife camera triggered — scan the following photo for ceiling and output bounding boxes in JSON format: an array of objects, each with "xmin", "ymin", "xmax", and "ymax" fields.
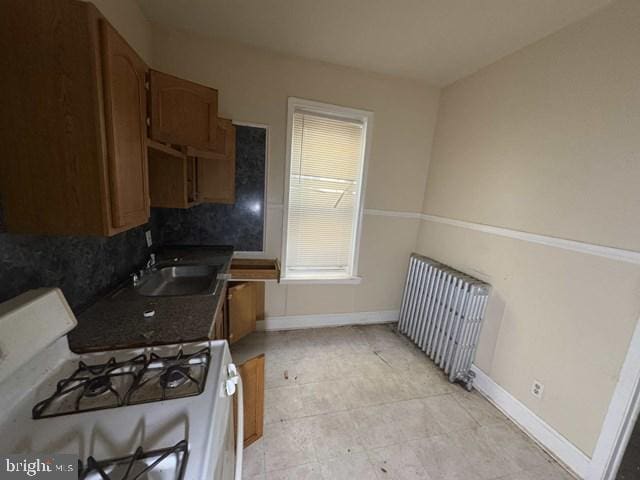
[{"xmin": 137, "ymin": 0, "xmax": 611, "ymax": 86}]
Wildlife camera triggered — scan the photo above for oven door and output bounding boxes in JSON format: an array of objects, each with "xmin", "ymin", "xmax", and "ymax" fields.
[
  {"xmin": 213, "ymin": 402, "xmax": 235, "ymax": 480},
  {"xmin": 212, "ymin": 360, "xmax": 243, "ymax": 480}
]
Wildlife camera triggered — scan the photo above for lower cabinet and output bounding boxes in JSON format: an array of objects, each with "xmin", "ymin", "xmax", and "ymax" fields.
[
  {"xmin": 224, "ymin": 279, "xmax": 268, "ymax": 447},
  {"xmin": 233, "ymin": 354, "xmax": 265, "ymax": 448},
  {"xmin": 212, "ymin": 290, "xmax": 227, "ymax": 341},
  {"xmin": 227, "ymin": 282, "xmax": 265, "ymax": 344}
]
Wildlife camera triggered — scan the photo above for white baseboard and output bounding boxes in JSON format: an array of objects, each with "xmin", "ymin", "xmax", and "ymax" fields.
[
  {"xmin": 471, "ymin": 365, "xmax": 591, "ymax": 479},
  {"xmin": 257, "ymin": 310, "xmax": 399, "ymax": 331}
]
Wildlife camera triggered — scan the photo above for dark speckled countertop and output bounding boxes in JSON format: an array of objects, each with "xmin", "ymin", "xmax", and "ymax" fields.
[{"xmin": 68, "ymin": 246, "xmax": 233, "ymax": 353}]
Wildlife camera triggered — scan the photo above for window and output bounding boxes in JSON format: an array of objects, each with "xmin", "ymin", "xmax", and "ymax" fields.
[{"xmin": 282, "ymin": 98, "xmax": 372, "ymax": 282}]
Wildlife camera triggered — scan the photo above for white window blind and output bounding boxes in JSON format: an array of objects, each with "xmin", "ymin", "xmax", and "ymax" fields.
[{"xmin": 284, "ymin": 103, "xmax": 368, "ymax": 280}]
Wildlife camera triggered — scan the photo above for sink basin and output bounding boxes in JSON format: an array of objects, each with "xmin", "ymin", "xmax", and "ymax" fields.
[{"xmin": 137, "ymin": 265, "xmax": 219, "ymax": 297}]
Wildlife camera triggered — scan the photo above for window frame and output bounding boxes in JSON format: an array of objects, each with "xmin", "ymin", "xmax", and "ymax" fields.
[{"xmin": 281, "ymin": 97, "xmax": 373, "ymax": 284}]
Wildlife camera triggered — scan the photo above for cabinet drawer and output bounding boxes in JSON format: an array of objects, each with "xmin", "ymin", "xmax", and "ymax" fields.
[{"xmin": 229, "ymin": 258, "xmax": 280, "ymax": 281}]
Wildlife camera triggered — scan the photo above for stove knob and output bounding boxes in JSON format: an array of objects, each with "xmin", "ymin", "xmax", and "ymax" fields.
[{"xmin": 225, "ymin": 378, "xmax": 237, "ymax": 396}]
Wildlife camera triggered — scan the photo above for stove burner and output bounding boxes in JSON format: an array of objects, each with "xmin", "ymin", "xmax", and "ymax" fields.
[
  {"xmin": 159, "ymin": 366, "xmax": 191, "ymax": 389},
  {"xmin": 84, "ymin": 375, "xmax": 113, "ymax": 397},
  {"xmin": 32, "ymin": 347, "xmax": 211, "ymax": 419},
  {"xmin": 127, "ymin": 348, "xmax": 210, "ymax": 405},
  {"xmin": 79, "ymin": 440, "xmax": 189, "ymax": 480}
]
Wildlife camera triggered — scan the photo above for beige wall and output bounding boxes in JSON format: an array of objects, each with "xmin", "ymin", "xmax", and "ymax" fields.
[
  {"xmin": 150, "ymin": 27, "xmax": 440, "ymax": 317},
  {"xmin": 418, "ymin": 0, "xmax": 640, "ymax": 457},
  {"xmin": 90, "ymin": 0, "xmax": 153, "ymax": 63},
  {"xmin": 423, "ymin": 0, "xmax": 640, "ymax": 252}
]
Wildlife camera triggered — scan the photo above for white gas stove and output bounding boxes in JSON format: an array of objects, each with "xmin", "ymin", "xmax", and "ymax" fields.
[{"xmin": 0, "ymin": 288, "xmax": 243, "ymax": 480}]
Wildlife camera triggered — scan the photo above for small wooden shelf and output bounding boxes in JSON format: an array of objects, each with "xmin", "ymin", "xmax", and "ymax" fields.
[
  {"xmin": 185, "ymin": 145, "xmax": 217, "ymax": 160},
  {"xmin": 147, "ymin": 138, "xmax": 187, "ymax": 159},
  {"xmin": 148, "ymin": 146, "xmax": 198, "ymax": 208},
  {"xmin": 229, "ymin": 258, "xmax": 280, "ymax": 282}
]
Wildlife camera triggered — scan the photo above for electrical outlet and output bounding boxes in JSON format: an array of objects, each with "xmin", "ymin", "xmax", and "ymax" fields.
[
  {"xmin": 145, "ymin": 230, "xmax": 153, "ymax": 247},
  {"xmin": 531, "ymin": 380, "xmax": 544, "ymax": 399}
]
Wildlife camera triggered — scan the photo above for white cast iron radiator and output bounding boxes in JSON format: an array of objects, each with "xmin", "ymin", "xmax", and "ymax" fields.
[{"xmin": 398, "ymin": 253, "xmax": 491, "ymax": 390}]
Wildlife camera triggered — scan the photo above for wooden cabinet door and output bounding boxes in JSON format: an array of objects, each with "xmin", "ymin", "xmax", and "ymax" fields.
[
  {"xmin": 213, "ymin": 298, "xmax": 226, "ymax": 341},
  {"xmin": 100, "ymin": 20, "xmax": 149, "ymax": 230},
  {"xmin": 148, "ymin": 148, "xmax": 189, "ymax": 208},
  {"xmin": 197, "ymin": 118, "xmax": 236, "ymax": 204},
  {"xmin": 147, "ymin": 142, "xmax": 199, "ymax": 208},
  {"xmin": 149, "ymin": 70, "xmax": 218, "ymax": 151},
  {"xmin": 227, "ymin": 282, "xmax": 256, "ymax": 344},
  {"xmin": 186, "ymin": 157, "xmax": 198, "ymax": 204},
  {"xmin": 234, "ymin": 354, "xmax": 265, "ymax": 447}
]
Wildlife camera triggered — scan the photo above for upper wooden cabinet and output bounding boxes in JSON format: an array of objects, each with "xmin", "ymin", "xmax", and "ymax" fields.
[
  {"xmin": 149, "ymin": 70, "xmax": 219, "ymax": 151},
  {"xmin": 0, "ymin": 0, "xmax": 149, "ymax": 236},
  {"xmin": 148, "ymin": 118, "xmax": 237, "ymax": 208},
  {"xmin": 197, "ymin": 118, "xmax": 237, "ymax": 204},
  {"xmin": 101, "ymin": 21, "xmax": 150, "ymax": 229},
  {"xmin": 0, "ymin": 0, "xmax": 233, "ymax": 235}
]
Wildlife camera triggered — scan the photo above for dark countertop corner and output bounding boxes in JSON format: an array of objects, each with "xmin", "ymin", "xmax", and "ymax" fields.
[{"xmin": 68, "ymin": 246, "xmax": 233, "ymax": 353}]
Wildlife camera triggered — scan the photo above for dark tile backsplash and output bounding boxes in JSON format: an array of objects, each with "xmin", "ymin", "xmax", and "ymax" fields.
[
  {"xmin": 0, "ymin": 125, "xmax": 266, "ymax": 312},
  {"xmin": 153, "ymin": 125, "xmax": 266, "ymax": 251},
  {"xmin": 0, "ymin": 223, "xmax": 154, "ymax": 312}
]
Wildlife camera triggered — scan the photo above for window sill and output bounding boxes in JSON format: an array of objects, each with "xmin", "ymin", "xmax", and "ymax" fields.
[{"xmin": 280, "ymin": 276, "xmax": 363, "ymax": 285}]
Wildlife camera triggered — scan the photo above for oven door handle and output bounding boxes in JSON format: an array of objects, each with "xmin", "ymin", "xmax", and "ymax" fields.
[{"xmin": 226, "ymin": 364, "xmax": 244, "ymax": 480}]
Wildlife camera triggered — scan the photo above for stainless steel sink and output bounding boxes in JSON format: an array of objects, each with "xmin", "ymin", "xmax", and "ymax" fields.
[{"xmin": 137, "ymin": 265, "xmax": 219, "ymax": 297}]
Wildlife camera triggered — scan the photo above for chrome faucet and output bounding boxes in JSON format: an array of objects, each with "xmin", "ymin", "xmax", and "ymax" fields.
[
  {"xmin": 146, "ymin": 253, "xmax": 156, "ymax": 269},
  {"xmin": 141, "ymin": 253, "xmax": 157, "ymax": 276},
  {"xmin": 132, "ymin": 254, "xmax": 156, "ymax": 287}
]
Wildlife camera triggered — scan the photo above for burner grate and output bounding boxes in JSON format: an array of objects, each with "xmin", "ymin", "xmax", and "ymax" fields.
[
  {"xmin": 127, "ymin": 348, "xmax": 210, "ymax": 405},
  {"xmin": 32, "ymin": 355, "xmax": 146, "ymax": 419},
  {"xmin": 79, "ymin": 440, "xmax": 189, "ymax": 480},
  {"xmin": 32, "ymin": 347, "xmax": 211, "ymax": 419}
]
